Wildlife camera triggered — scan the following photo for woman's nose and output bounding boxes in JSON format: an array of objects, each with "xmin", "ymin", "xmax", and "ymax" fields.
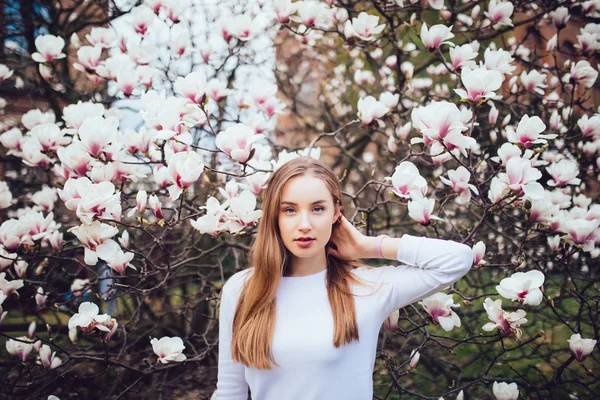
[{"xmin": 298, "ymin": 211, "xmax": 312, "ymax": 229}]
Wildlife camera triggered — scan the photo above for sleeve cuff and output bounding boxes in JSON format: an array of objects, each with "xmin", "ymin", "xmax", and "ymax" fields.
[{"xmin": 396, "ymin": 234, "xmax": 424, "ymax": 266}]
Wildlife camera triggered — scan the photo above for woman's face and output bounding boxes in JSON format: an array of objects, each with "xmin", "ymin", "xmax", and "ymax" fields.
[{"xmin": 277, "ymin": 174, "xmax": 340, "ymax": 260}]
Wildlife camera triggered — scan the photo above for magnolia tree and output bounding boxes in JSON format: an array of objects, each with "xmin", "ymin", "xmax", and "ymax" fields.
[{"xmin": 0, "ymin": 0, "xmax": 599, "ymax": 398}]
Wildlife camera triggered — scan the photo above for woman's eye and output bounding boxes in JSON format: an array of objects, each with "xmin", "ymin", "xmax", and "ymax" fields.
[{"xmin": 282, "ymin": 207, "xmax": 324, "ymax": 213}]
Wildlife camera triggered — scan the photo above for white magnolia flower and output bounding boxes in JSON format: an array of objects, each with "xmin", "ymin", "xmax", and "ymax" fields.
[
  {"xmin": 454, "ymin": 67, "xmax": 503, "ymax": 103},
  {"xmin": 419, "ymin": 292, "xmax": 461, "ymax": 331},
  {"xmin": 357, "ymin": 96, "xmax": 389, "ymax": 125},
  {"xmin": 344, "ymin": 12, "xmax": 386, "ymax": 42},
  {"xmin": 150, "ymin": 336, "xmax": 187, "ymax": 364},
  {"xmin": 472, "ymin": 241, "xmax": 486, "ymax": 265},
  {"xmin": 384, "ymin": 161, "xmax": 428, "ymax": 199},
  {"xmin": 482, "ymin": 298, "xmax": 527, "ymax": 338},
  {"xmin": 496, "ymin": 270, "xmax": 545, "ymax": 306},
  {"xmin": 31, "ymin": 35, "xmax": 66, "ymax": 63},
  {"xmin": 567, "ymin": 333, "xmax": 597, "ymax": 361},
  {"xmin": 546, "ymin": 159, "xmax": 581, "ymax": 187},
  {"xmin": 420, "ymin": 23, "xmax": 455, "ymax": 49},
  {"xmin": 37, "ymin": 344, "xmax": 63, "ymax": 369},
  {"xmin": 6, "ymin": 336, "xmax": 36, "ymax": 361},
  {"xmin": 492, "ymin": 381, "xmax": 519, "ymax": 400},
  {"xmin": 439, "ymin": 166, "xmax": 479, "ymax": 204}
]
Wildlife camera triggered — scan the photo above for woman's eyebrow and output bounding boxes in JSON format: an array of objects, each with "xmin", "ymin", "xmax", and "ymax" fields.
[{"xmin": 280, "ymin": 200, "xmax": 327, "ymax": 206}]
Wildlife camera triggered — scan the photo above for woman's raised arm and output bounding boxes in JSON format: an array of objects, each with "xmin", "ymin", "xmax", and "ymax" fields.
[{"xmin": 372, "ymin": 234, "xmax": 473, "ymax": 317}]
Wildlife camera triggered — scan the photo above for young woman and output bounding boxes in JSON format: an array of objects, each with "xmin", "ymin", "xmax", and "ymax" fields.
[{"xmin": 216, "ymin": 157, "xmax": 473, "ymax": 400}]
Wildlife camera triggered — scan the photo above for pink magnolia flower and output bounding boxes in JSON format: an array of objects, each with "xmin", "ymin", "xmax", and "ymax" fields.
[
  {"xmin": 150, "ymin": 336, "xmax": 187, "ymax": 364},
  {"xmin": 273, "ymin": 0, "xmax": 295, "ymax": 24},
  {"xmin": 292, "ymin": 1, "xmax": 330, "ymax": 28},
  {"xmin": 6, "ymin": 337, "xmax": 36, "ymax": 362},
  {"xmin": 22, "ymin": 109, "xmax": 55, "ymax": 130},
  {"xmin": 130, "ymin": 6, "xmax": 155, "ymax": 35},
  {"xmin": 199, "ymin": 44, "xmax": 212, "ymax": 63},
  {"xmin": 21, "ymin": 138, "xmax": 53, "ymax": 168},
  {"xmin": 484, "ymin": 0, "xmax": 514, "ymax": 27},
  {"xmin": 577, "ymin": 114, "xmax": 600, "ymax": 138},
  {"xmin": 560, "ymin": 218, "xmax": 599, "ymax": 252},
  {"xmin": 497, "ymin": 157, "xmax": 544, "ymax": 200},
  {"xmin": 0, "ymin": 219, "xmax": 32, "ymax": 252},
  {"xmin": 148, "ymin": 194, "xmax": 164, "ymax": 219},
  {"xmin": 357, "ymin": 96, "xmax": 389, "ymax": 125},
  {"xmin": 0, "ymin": 272, "xmax": 24, "ymax": 297},
  {"xmin": 449, "ymin": 43, "xmax": 478, "ymax": 70},
  {"xmin": 411, "ymin": 101, "xmax": 475, "ymax": 157},
  {"xmin": 215, "ymin": 123, "xmax": 264, "ymax": 164},
  {"xmin": 409, "ymin": 349, "xmax": 420, "ymax": 368},
  {"xmin": 379, "ymin": 92, "xmax": 399, "ymax": 111},
  {"xmin": 164, "ymin": 0, "xmax": 189, "ymax": 23},
  {"xmin": 454, "ymin": 66, "xmax": 503, "ymax": 102},
  {"xmin": 0, "ymin": 64, "xmax": 14, "ymax": 82},
  {"xmin": 418, "ymin": 292, "xmax": 461, "ymax": 331},
  {"xmin": 483, "ymin": 48, "xmax": 516, "ymax": 76},
  {"xmin": 420, "ymin": 23, "xmax": 455, "ymax": 49},
  {"xmin": 32, "ymin": 186, "xmax": 58, "ymax": 212},
  {"xmin": 37, "ymin": 344, "xmax": 63, "ymax": 369},
  {"xmin": 506, "ymin": 114, "xmax": 556, "ymax": 148},
  {"xmin": 496, "ymin": 270, "xmax": 545, "ymax": 306},
  {"xmin": 73, "ymin": 46, "xmax": 103, "ymax": 72},
  {"xmin": 550, "ymin": 7, "xmax": 570, "ymax": 28},
  {"xmin": 344, "ymin": 12, "xmax": 386, "ymax": 42},
  {"xmin": 472, "ymin": 241, "xmax": 486, "ymax": 265},
  {"xmin": 175, "ymin": 71, "xmax": 207, "ymax": 105},
  {"xmin": 427, "ymin": 0, "xmax": 444, "ymax": 10},
  {"xmin": 57, "ymin": 141, "xmax": 93, "ymax": 177},
  {"xmin": 257, "ymin": 96, "xmax": 286, "ymax": 118},
  {"xmin": 225, "ymin": 190, "xmax": 263, "ymax": 232},
  {"xmin": 568, "ymin": 333, "xmax": 597, "ymax": 362},
  {"xmin": 74, "ymin": 181, "xmax": 122, "ymax": 225},
  {"xmin": 206, "ymin": 78, "xmax": 230, "ymax": 102},
  {"xmin": 31, "ymin": 35, "xmax": 66, "ymax": 63},
  {"xmin": 575, "ymin": 29, "xmax": 600, "ymax": 54},
  {"xmin": 546, "ymin": 159, "xmax": 581, "ymax": 187},
  {"xmin": 62, "ymin": 101, "xmax": 105, "ymax": 132},
  {"xmin": 78, "ymin": 116, "xmax": 119, "ymax": 158},
  {"xmin": 440, "ymin": 166, "xmax": 479, "ymax": 204},
  {"xmin": 243, "ymin": 172, "xmax": 270, "ymax": 196},
  {"xmin": 96, "ymin": 240, "xmax": 136, "ymax": 274},
  {"xmin": 0, "ymin": 181, "xmax": 13, "ymax": 210},
  {"xmin": 167, "ymin": 151, "xmax": 205, "ymax": 201},
  {"xmin": 482, "ymin": 298, "xmax": 527, "ymax": 338},
  {"xmin": 384, "ymin": 161, "xmax": 428, "ymax": 199},
  {"xmin": 68, "ymin": 302, "xmax": 116, "ymax": 340},
  {"xmin": 145, "ymin": 0, "xmax": 164, "ymax": 14},
  {"xmin": 408, "ymin": 192, "xmax": 443, "ymax": 224},
  {"xmin": 520, "ymin": 70, "xmax": 547, "ymax": 95},
  {"xmin": 0, "ymin": 127, "xmax": 24, "ymax": 154},
  {"xmin": 191, "ymin": 213, "xmax": 223, "ymax": 237},
  {"xmin": 29, "ymin": 123, "xmax": 70, "ymax": 152},
  {"xmin": 570, "ymin": 60, "xmax": 598, "ymax": 88},
  {"xmin": 85, "ymin": 27, "xmax": 115, "ymax": 49},
  {"xmin": 35, "ymin": 287, "xmax": 47, "ymax": 308},
  {"xmin": 69, "ymin": 221, "xmax": 120, "ymax": 265},
  {"xmin": 233, "ymin": 14, "xmax": 258, "ymax": 41}
]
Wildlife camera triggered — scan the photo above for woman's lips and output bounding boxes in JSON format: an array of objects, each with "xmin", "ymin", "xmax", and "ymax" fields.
[{"xmin": 295, "ymin": 239, "xmax": 315, "ymax": 248}]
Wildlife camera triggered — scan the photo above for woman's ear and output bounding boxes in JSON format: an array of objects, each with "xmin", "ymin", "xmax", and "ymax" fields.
[{"xmin": 332, "ymin": 209, "xmax": 341, "ymax": 224}]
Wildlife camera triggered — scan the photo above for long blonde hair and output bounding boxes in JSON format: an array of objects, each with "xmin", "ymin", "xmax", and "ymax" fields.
[{"xmin": 230, "ymin": 157, "xmax": 374, "ymax": 369}]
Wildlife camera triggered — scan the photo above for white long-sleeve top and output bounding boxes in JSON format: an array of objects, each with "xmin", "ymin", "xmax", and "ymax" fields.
[{"xmin": 216, "ymin": 234, "xmax": 473, "ymax": 400}]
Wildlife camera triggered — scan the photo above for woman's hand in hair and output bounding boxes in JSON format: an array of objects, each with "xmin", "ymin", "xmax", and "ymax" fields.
[{"xmin": 327, "ymin": 215, "xmax": 369, "ymax": 260}]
